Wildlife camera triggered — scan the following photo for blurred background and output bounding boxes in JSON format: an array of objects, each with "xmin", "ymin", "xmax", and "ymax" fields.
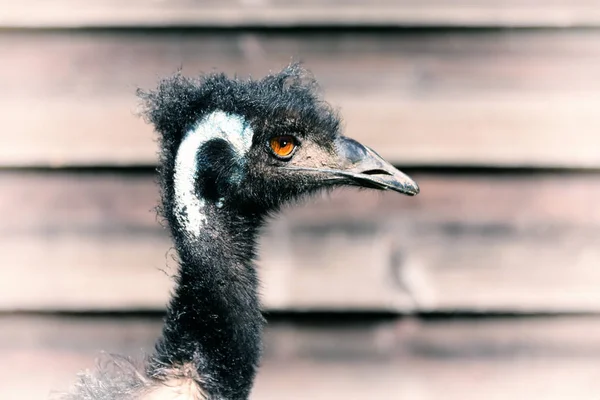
[{"xmin": 3, "ymin": 0, "xmax": 600, "ymax": 399}]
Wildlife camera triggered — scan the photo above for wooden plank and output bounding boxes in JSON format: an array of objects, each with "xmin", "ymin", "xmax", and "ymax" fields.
[
  {"xmin": 3, "ymin": 30, "xmax": 600, "ymax": 168},
  {"xmin": 3, "ymin": 171, "xmax": 600, "ymax": 312},
  {"xmin": 4, "ymin": 315, "xmax": 600, "ymax": 399},
  {"xmin": 3, "ymin": 0, "xmax": 600, "ymax": 28}
]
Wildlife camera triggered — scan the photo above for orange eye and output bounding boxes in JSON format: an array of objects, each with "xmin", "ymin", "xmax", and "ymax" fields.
[{"xmin": 269, "ymin": 135, "xmax": 296, "ymax": 159}]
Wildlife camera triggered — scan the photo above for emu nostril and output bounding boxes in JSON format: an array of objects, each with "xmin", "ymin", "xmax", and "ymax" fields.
[{"xmin": 362, "ymin": 169, "xmax": 393, "ymax": 176}]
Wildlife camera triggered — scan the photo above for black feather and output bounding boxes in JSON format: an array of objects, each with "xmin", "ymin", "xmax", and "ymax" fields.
[{"xmin": 58, "ymin": 64, "xmax": 343, "ymax": 400}]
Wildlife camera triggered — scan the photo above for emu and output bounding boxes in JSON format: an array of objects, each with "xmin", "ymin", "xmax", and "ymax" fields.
[{"xmin": 58, "ymin": 65, "xmax": 419, "ymax": 400}]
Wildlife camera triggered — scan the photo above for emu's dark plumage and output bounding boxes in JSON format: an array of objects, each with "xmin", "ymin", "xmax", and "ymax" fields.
[{"xmin": 57, "ymin": 65, "xmax": 418, "ymax": 400}]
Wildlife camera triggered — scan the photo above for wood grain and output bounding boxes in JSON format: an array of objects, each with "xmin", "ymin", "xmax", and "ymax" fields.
[
  {"xmin": 2, "ymin": 30, "xmax": 600, "ymax": 167},
  {"xmin": 4, "ymin": 315, "xmax": 600, "ymax": 399},
  {"xmin": 3, "ymin": 0, "xmax": 600, "ymax": 28},
  {"xmin": 3, "ymin": 171, "xmax": 600, "ymax": 312}
]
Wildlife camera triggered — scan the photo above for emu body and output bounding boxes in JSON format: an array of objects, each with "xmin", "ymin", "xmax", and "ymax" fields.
[{"xmin": 57, "ymin": 65, "xmax": 418, "ymax": 400}]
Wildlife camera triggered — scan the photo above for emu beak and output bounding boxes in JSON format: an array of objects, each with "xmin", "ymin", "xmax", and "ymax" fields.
[{"xmin": 334, "ymin": 137, "xmax": 420, "ymax": 196}]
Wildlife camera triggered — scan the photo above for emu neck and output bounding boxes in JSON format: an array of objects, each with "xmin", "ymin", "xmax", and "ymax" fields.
[{"xmin": 151, "ymin": 207, "xmax": 264, "ymax": 400}]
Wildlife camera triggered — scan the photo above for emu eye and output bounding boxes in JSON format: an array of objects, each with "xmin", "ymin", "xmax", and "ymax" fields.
[{"xmin": 269, "ymin": 135, "xmax": 297, "ymax": 159}]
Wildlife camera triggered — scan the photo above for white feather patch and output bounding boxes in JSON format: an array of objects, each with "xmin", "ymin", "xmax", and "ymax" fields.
[{"xmin": 173, "ymin": 111, "xmax": 253, "ymax": 237}]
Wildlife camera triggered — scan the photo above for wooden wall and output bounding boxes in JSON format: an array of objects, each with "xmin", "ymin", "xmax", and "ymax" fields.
[{"xmin": 3, "ymin": 1, "xmax": 600, "ymax": 398}]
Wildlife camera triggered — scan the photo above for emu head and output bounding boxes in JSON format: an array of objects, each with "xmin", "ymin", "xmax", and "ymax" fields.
[{"xmin": 140, "ymin": 65, "xmax": 419, "ymax": 238}]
